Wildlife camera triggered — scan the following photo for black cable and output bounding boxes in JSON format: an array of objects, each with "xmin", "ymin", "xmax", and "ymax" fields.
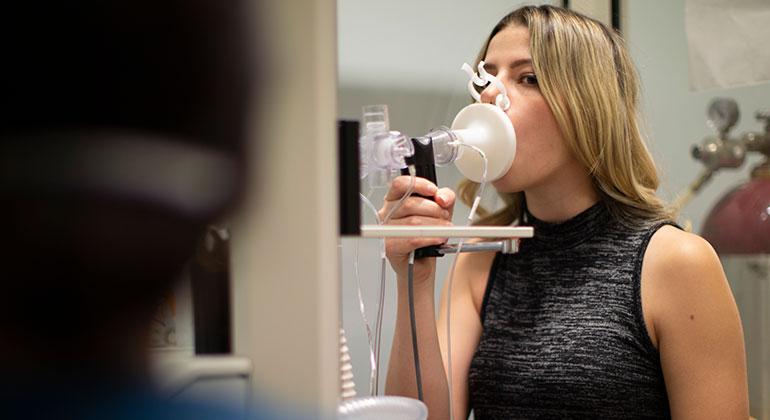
[{"xmin": 407, "ymin": 259, "xmax": 424, "ymax": 401}]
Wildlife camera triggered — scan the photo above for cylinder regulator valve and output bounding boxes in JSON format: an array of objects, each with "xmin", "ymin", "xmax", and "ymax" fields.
[{"xmin": 691, "ymin": 98, "xmax": 745, "ymax": 172}]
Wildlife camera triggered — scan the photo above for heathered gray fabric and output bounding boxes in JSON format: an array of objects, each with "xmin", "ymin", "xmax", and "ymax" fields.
[{"xmin": 468, "ymin": 202, "xmax": 673, "ymax": 419}]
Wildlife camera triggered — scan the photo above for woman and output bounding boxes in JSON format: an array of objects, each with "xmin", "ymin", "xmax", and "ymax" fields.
[{"xmin": 380, "ymin": 5, "xmax": 749, "ymax": 420}]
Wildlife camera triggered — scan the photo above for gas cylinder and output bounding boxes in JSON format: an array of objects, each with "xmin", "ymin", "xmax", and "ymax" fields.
[
  {"xmin": 701, "ymin": 160, "xmax": 770, "ymax": 420},
  {"xmin": 702, "ymin": 162, "xmax": 770, "ymax": 254}
]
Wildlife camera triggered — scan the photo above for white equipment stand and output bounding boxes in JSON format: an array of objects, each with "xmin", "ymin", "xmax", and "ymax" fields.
[{"xmin": 360, "ymin": 225, "xmax": 534, "ymax": 255}]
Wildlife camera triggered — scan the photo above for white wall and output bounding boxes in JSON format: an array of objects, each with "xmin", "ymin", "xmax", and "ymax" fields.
[
  {"xmin": 339, "ymin": 1, "xmax": 555, "ymax": 90},
  {"xmin": 230, "ymin": 0, "xmax": 339, "ymax": 417}
]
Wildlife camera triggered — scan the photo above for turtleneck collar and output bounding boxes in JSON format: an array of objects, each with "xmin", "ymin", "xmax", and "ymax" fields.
[{"xmin": 521, "ymin": 200, "xmax": 611, "ymax": 250}]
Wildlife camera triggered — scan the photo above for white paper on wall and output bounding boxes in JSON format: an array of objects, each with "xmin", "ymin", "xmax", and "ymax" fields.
[{"xmin": 685, "ymin": 0, "xmax": 770, "ymax": 91}]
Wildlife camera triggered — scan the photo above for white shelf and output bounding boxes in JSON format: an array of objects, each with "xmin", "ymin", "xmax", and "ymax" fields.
[
  {"xmin": 151, "ymin": 352, "xmax": 252, "ymax": 396},
  {"xmin": 360, "ymin": 225, "xmax": 534, "ymax": 238}
]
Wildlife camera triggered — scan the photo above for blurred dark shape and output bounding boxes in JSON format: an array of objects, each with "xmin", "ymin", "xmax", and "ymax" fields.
[
  {"xmin": 191, "ymin": 226, "xmax": 233, "ymax": 354},
  {"xmin": 338, "ymin": 120, "xmax": 361, "ymax": 236},
  {"xmin": 0, "ymin": 0, "xmax": 262, "ymax": 418},
  {"xmin": 0, "ymin": 0, "xmax": 253, "ymax": 152}
]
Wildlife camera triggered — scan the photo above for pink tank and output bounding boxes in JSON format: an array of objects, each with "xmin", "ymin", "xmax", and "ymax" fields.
[{"xmin": 701, "ymin": 171, "xmax": 770, "ymax": 254}]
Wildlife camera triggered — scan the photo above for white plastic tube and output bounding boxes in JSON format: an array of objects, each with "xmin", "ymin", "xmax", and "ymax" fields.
[
  {"xmin": 375, "ymin": 165, "xmax": 416, "ymax": 395},
  {"xmin": 358, "ymin": 192, "xmax": 381, "ymax": 395},
  {"xmin": 444, "ymin": 144, "xmax": 487, "ymax": 420}
]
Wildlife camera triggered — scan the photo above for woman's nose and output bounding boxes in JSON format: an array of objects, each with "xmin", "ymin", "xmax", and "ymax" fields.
[{"xmin": 479, "ymin": 83, "xmax": 500, "ymax": 105}]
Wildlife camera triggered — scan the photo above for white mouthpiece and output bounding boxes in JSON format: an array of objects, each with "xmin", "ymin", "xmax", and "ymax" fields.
[{"xmin": 450, "ymin": 103, "xmax": 516, "ymax": 182}]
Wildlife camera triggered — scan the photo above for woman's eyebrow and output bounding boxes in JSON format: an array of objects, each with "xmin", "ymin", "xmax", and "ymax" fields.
[
  {"xmin": 483, "ymin": 58, "xmax": 532, "ymax": 73},
  {"xmin": 509, "ymin": 58, "xmax": 533, "ymax": 69}
]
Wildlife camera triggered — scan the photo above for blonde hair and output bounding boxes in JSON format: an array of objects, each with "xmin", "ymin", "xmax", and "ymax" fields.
[{"xmin": 458, "ymin": 5, "xmax": 674, "ymax": 226}]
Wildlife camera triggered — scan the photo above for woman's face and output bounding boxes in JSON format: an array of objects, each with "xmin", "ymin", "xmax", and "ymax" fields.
[{"xmin": 480, "ymin": 25, "xmax": 583, "ymax": 196}]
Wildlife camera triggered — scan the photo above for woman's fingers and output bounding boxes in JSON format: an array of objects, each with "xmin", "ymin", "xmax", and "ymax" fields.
[
  {"xmin": 377, "ymin": 177, "xmax": 457, "ymax": 262},
  {"xmin": 385, "ymin": 236, "xmax": 449, "ymax": 257},
  {"xmin": 377, "ymin": 178, "xmax": 457, "ymax": 277},
  {"xmin": 384, "ymin": 216, "xmax": 450, "ymax": 256},
  {"xmin": 384, "ymin": 176, "xmax": 438, "ymax": 201},
  {"xmin": 380, "ymin": 177, "xmax": 456, "ymax": 221},
  {"xmin": 435, "ymin": 187, "xmax": 456, "ymax": 213},
  {"xmin": 381, "ymin": 196, "xmax": 449, "ymax": 221}
]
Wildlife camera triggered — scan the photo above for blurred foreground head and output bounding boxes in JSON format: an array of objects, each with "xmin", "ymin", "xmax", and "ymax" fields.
[{"xmin": 0, "ymin": 0, "xmax": 255, "ymax": 378}]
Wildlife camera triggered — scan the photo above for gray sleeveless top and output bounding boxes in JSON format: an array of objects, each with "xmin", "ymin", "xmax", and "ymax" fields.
[{"xmin": 468, "ymin": 202, "xmax": 673, "ymax": 419}]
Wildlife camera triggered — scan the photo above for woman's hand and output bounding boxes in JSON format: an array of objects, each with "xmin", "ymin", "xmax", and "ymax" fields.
[{"xmin": 377, "ymin": 175, "xmax": 456, "ymax": 282}]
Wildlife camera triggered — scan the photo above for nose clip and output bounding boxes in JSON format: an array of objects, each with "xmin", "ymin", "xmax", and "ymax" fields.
[{"xmin": 461, "ymin": 61, "xmax": 510, "ymax": 111}]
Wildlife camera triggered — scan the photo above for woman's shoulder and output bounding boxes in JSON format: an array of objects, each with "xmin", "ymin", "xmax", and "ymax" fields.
[
  {"xmin": 641, "ymin": 225, "xmax": 733, "ymax": 344},
  {"xmin": 644, "ymin": 225, "xmax": 721, "ymax": 277}
]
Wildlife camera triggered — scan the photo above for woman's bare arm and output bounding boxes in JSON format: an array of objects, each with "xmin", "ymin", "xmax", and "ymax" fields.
[
  {"xmin": 381, "ymin": 176, "xmax": 455, "ymax": 419},
  {"xmin": 643, "ymin": 226, "xmax": 749, "ymax": 419},
  {"xmin": 437, "ymin": 247, "xmax": 495, "ymax": 419}
]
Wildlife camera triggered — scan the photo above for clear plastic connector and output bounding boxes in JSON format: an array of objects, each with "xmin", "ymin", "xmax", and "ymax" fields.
[
  {"xmin": 359, "ymin": 105, "xmax": 390, "ymax": 181},
  {"xmin": 418, "ymin": 127, "xmax": 458, "ymax": 167},
  {"xmin": 370, "ymin": 131, "xmax": 413, "ymax": 171},
  {"xmin": 360, "ymin": 105, "xmax": 415, "ymax": 188}
]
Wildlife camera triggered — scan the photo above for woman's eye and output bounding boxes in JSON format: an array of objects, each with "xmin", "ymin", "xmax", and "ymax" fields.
[{"xmin": 520, "ymin": 74, "xmax": 538, "ymax": 85}]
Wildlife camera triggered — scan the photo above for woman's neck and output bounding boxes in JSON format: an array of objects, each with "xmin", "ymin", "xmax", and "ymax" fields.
[{"xmin": 524, "ymin": 170, "xmax": 599, "ymax": 223}]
